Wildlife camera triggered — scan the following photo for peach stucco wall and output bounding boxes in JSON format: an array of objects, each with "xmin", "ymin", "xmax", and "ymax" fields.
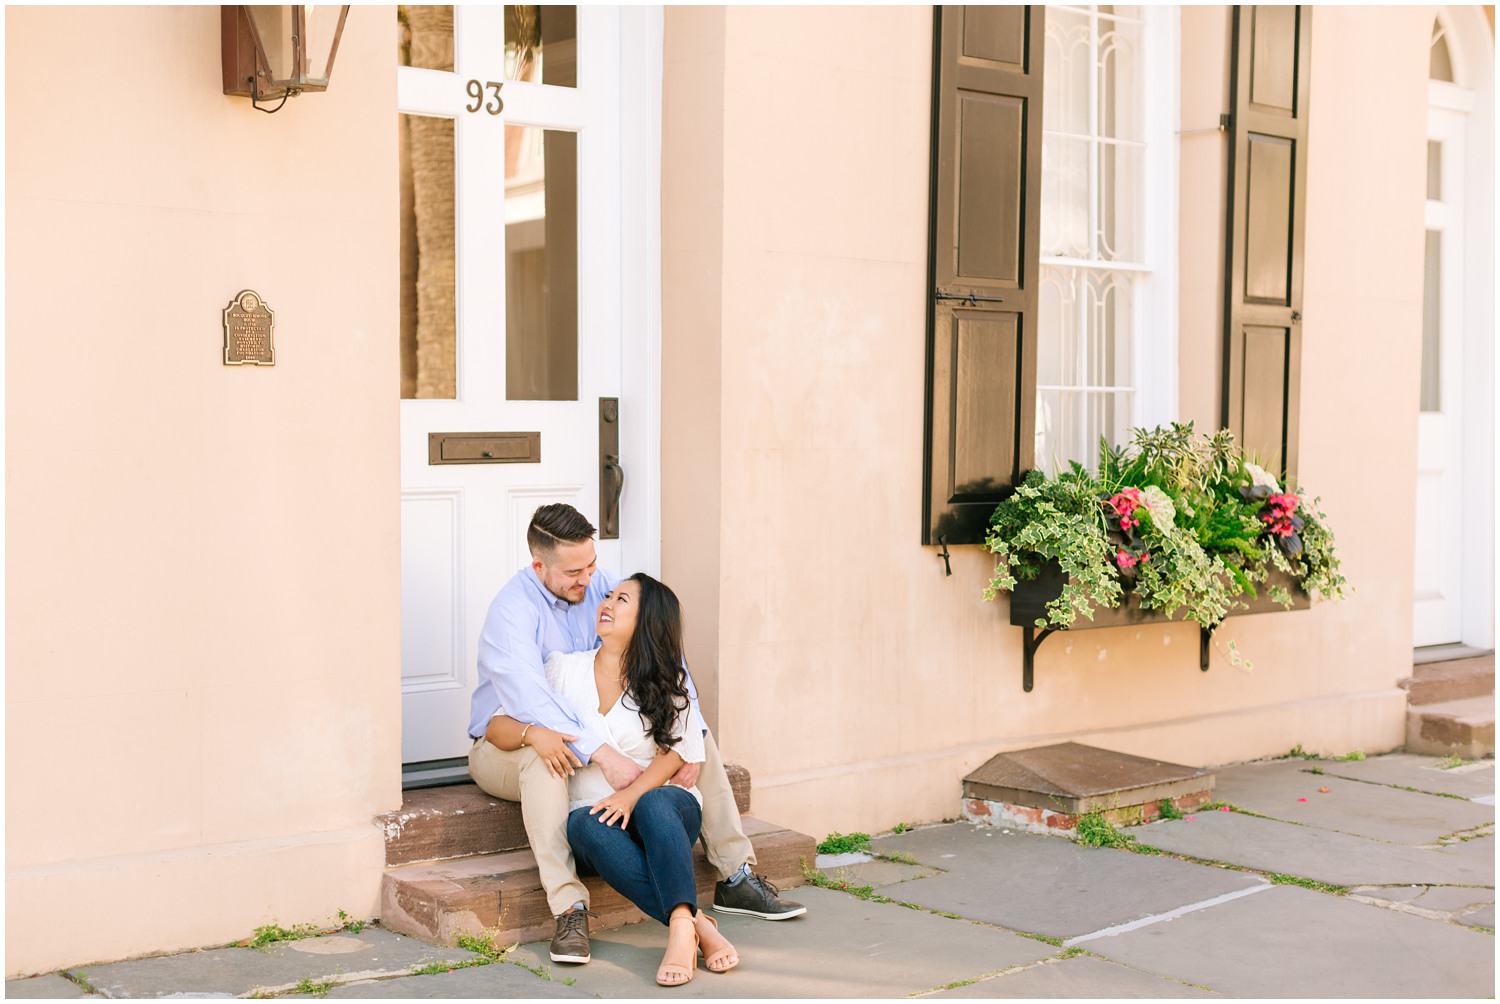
[
  {"xmin": 5, "ymin": 6, "xmax": 399, "ymax": 976},
  {"xmin": 662, "ymin": 6, "xmax": 1428, "ymax": 840}
]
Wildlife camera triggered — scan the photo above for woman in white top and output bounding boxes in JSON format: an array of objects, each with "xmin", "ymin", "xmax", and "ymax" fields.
[{"xmin": 485, "ymin": 573, "xmax": 738, "ymax": 987}]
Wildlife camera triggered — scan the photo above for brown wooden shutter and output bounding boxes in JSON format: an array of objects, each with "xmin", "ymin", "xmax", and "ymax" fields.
[
  {"xmin": 1223, "ymin": 6, "xmax": 1311, "ymax": 479},
  {"xmin": 923, "ymin": 5, "xmax": 1044, "ymax": 546}
]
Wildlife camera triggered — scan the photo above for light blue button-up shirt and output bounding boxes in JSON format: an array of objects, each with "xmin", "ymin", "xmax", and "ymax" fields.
[{"xmin": 467, "ymin": 566, "xmax": 701, "ymax": 763}]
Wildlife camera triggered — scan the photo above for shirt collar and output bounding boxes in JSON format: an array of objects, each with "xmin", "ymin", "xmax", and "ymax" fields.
[{"xmin": 526, "ymin": 565, "xmax": 574, "ymax": 612}]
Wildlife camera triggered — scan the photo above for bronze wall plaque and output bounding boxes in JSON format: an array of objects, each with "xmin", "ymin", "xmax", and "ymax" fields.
[
  {"xmin": 428, "ymin": 432, "xmax": 541, "ymax": 466},
  {"xmin": 223, "ymin": 289, "xmax": 276, "ymax": 365}
]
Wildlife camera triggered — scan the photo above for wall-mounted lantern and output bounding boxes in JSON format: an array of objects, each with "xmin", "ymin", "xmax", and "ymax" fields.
[{"xmin": 221, "ymin": 5, "xmax": 350, "ymax": 113}]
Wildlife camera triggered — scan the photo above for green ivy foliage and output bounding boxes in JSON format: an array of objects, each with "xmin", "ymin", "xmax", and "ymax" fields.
[{"xmin": 984, "ymin": 423, "xmax": 1346, "ymax": 629}]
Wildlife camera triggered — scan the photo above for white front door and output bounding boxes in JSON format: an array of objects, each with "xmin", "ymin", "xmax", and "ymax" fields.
[
  {"xmin": 1413, "ymin": 100, "xmax": 1467, "ymax": 649},
  {"xmin": 397, "ymin": 6, "xmax": 661, "ymax": 767}
]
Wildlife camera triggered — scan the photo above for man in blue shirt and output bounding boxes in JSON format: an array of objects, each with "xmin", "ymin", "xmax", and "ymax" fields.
[{"xmin": 468, "ymin": 503, "xmax": 804, "ymax": 965}]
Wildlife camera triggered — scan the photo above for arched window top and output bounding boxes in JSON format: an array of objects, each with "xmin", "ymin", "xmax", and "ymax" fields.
[{"xmin": 1431, "ymin": 18, "xmax": 1456, "ymax": 83}]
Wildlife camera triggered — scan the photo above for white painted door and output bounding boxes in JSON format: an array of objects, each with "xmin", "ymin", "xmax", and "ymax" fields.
[
  {"xmin": 1413, "ymin": 104, "xmax": 1466, "ymax": 647},
  {"xmin": 397, "ymin": 7, "xmax": 661, "ymax": 766}
]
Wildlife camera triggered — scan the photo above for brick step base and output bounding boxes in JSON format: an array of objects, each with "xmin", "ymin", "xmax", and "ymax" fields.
[
  {"xmin": 379, "ymin": 815, "xmax": 814, "ymax": 947},
  {"xmin": 379, "ymin": 767, "xmax": 752, "ymax": 867},
  {"xmin": 1406, "ymin": 695, "xmax": 1496, "ymax": 759},
  {"xmin": 1400, "ymin": 655, "xmax": 1495, "ymax": 707}
]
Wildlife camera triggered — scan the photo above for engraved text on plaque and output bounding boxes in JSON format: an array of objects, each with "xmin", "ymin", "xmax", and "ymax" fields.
[{"xmin": 223, "ymin": 290, "xmax": 276, "ymax": 365}]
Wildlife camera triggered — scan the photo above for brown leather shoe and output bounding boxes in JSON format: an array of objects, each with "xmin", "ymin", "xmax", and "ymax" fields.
[{"xmin": 549, "ymin": 907, "xmax": 596, "ymax": 964}]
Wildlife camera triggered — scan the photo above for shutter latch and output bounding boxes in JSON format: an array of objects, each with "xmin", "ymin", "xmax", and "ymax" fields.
[{"xmin": 935, "ymin": 290, "xmax": 1005, "ymax": 306}]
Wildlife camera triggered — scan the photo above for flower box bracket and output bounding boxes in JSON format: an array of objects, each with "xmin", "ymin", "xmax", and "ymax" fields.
[{"xmin": 1010, "ymin": 561, "xmax": 1309, "ymax": 692}]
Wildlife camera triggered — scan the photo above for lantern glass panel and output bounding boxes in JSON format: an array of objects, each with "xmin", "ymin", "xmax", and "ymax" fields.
[
  {"xmin": 303, "ymin": 5, "xmax": 345, "ymax": 83},
  {"xmin": 248, "ymin": 6, "xmax": 296, "ymax": 82}
]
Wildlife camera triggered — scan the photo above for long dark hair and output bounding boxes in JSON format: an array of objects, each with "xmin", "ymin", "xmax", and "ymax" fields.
[{"xmin": 621, "ymin": 572, "xmax": 692, "ymax": 751}]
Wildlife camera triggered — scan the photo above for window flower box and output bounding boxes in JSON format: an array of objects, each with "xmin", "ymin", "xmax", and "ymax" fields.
[{"xmin": 983, "ymin": 424, "xmax": 1345, "ymax": 692}]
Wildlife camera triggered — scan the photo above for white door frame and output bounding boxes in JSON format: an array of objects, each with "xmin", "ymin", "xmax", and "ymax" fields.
[
  {"xmin": 1425, "ymin": 6, "xmax": 1495, "ymax": 651},
  {"xmin": 397, "ymin": 7, "xmax": 664, "ymax": 768}
]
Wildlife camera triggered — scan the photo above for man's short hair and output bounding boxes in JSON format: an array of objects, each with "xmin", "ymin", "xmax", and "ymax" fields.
[{"xmin": 527, "ymin": 503, "xmax": 597, "ymax": 561}]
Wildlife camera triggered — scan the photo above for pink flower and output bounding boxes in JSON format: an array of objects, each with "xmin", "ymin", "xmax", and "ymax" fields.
[{"xmin": 1116, "ymin": 550, "xmax": 1137, "ymax": 569}]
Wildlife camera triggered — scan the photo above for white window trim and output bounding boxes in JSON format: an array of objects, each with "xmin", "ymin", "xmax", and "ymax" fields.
[
  {"xmin": 1037, "ymin": 5, "xmax": 1179, "ymax": 465},
  {"xmin": 1131, "ymin": 6, "xmax": 1180, "ymax": 433}
]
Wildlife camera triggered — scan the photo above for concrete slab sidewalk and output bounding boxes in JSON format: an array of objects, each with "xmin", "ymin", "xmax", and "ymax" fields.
[
  {"xmin": 1135, "ymin": 809, "xmax": 1494, "ymax": 887},
  {"xmin": 923, "ymin": 954, "xmax": 1222, "ymax": 998},
  {"xmin": 510, "ymin": 887, "xmax": 1055, "ymax": 999},
  {"xmin": 1093, "ymin": 884, "xmax": 1495, "ymax": 998},
  {"xmin": 1312, "ymin": 752, "xmax": 1496, "ymax": 800},
  {"xmin": 6, "ymin": 752, "xmax": 1495, "ymax": 999},
  {"xmin": 865, "ymin": 824, "xmax": 1263, "ymax": 940},
  {"xmin": 1211, "ymin": 760, "xmax": 1494, "ymax": 843}
]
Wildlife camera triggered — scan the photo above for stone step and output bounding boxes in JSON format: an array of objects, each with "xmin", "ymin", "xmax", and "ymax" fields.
[
  {"xmin": 379, "ymin": 765, "xmax": 752, "ymax": 866},
  {"xmin": 1406, "ymin": 695, "xmax": 1496, "ymax": 759},
  {"xmin": 1400, "ymin": 654, "xmax": 1495, "ymax": 707},
  {"xmin": 378, "ymin": 815, "xmax": 815, "ymax": 948},
  {"xmin": 961, "ymin": 742, "xmax": 1216, "ymax": 834}
]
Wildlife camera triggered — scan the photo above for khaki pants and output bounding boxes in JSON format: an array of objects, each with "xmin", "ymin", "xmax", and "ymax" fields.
[{"xmin": 468, "ymin": 731, "xmax": 756, "ymax": 916}]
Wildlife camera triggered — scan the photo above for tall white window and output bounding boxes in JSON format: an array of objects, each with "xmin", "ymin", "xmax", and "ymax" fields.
[{"xmin": 1036, "ymin": 5, "xmax": 1176, "ymax": 472}]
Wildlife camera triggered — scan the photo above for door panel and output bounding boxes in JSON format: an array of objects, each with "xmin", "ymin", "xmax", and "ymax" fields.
[{"xmin": 398, "ymin": 6, "xmax": 628, "ymax": 764}]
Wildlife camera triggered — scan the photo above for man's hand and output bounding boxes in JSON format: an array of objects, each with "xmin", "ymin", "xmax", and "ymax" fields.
[
  {"xmin": 666, "ymin": 760, "xmax": 701, "ymax": 789},
  {"xmin": 526, "ymin": 727, "xmax": 583, "ymax": 779},
  {"xmin": 591, "ymin": 744, "xmax": 644, "ymax": 790}
]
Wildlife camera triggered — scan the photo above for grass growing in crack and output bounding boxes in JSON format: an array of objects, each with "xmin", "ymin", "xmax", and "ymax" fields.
[
  {"xmin": 1279, "ymin": 744, "xmax": 1320, "ymax": 760},
  {"xmin": 293, "ymin": 976, "xmax": 334, "ymax": 997},
  {"xmin": 411, "ymin": 930, "xmax": 513, "ymax": 976},
  {"xmin": 243, "ymin": 922, "xmax": 323, "ymax": 949},
  {"xmin": 1057, "ymin": 945, "xmax": 1089, "ymax": 959},
  {"xmin": 456, "ymin": 930, "xmax": 512, "ymax": 961},
  {"xmin": 1335, "ymin": 749, "xmax": 1366, "ymax": 762},
  {"xmin": 411, "ymin": 958, "xmax": 492, "ymax": 976},
  {"xmin": 817, "ymin": 831, "xmax": 872, "ymax": 855},
  {"xmin": 1438, "ymin": 754, "xmax": 1465, "ymax": 770},
  {"xmin": 1267, "ymin": 873, "xmax": 1351, "ymax": 894},
  {"xmin": 61, "ymin": 971, "xmax": 97, "ymax": 994},
  {"xmin": 241, "ymin": 910, "xmax": 370, "ymax": 950},
  {"xmin": 1074, "ymin": 811, "xmax": 1134, "ymax": 849},
  {"xmin": 892, "ymin": 822, "xmax": 912, "ymax": 834},
  {"xmin": 1307, "ymin": 766, "xmax": 1325, "ymax": 775},
  {"xmin": 511, "ymin": 956, "xmax": 555, "ymax": 981},
  {"xmin": 1128, "ymin": 839, "xmax": 1350, "ymax": 896},
  {"xmin": 877, "ymin": 850, "xmax": 920, "ymax": 866},
  {"xmin": 1014, "ymin": 930, "xmax": 1064, "ymax": 946},
  {"xmin": 1157, "ymin": 797, "xmax": 1184, "ymax": 821},
  {"xmin": 802, "ymin": 864, "xmax": 961, "ymax": 922}
]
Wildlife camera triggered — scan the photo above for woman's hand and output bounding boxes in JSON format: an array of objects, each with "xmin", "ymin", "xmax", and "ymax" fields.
[
  {"xmin": 526, "ymin": 726, "xmax": 583, "ymax": 779},
  {"xmin": 589, "ymin": 788, "xmax": 642, "ymax": 829}
]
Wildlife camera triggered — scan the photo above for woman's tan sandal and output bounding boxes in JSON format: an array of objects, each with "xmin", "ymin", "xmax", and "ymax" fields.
[
  {"xmin": 696, "ymin": 913, "xmax": 739, "ymax": 974},
  {"xmin": 656, "ymin": 915, "xmax": 699, "ymax": 987}
]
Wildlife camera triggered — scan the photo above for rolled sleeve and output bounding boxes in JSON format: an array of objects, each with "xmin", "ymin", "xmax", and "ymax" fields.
[{"xmin": 471, "ymin": 587, "xmax": 606, "ymax": 760}]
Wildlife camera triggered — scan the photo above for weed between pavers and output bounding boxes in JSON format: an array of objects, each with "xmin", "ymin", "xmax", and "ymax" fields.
[
  {"xmin": 61, "ymin": 971, "xmax": 97, "ymax": 994},
  {"xmin": 240, "ymin": 910, "xmax": 370, "ymax": 950},
  {"xmin": 817, "ymin": 831, "xmax": 873, "ymax": 855},
  {"xmin": 1074, "ymin": 811, "xmax": 1134, "ymax": 849},
  {"xmin": 1438, "ymin": 754, "xmax": 1466, "ymax": 770},
  {"xmin": 409, "ymin": 929, "xmax": 515, "ymax": 977},
  {"xmin": 293, "ymin": 976, "xmax": 334, "ymax": 998}
]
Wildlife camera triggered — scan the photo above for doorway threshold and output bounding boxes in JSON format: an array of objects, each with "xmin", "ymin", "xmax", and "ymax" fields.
[
  {"xmin": 1415, "ymin": 643, "xmax": 1495, "ymax": 665},
  {"xmin": 402, "ymin": 757, "xmax": 470, "ymax": 790}
]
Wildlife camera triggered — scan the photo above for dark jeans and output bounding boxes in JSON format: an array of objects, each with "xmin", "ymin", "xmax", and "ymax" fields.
[{"xmin": 566, "ymin": 786, "xmax": 703, "ymax": 926}]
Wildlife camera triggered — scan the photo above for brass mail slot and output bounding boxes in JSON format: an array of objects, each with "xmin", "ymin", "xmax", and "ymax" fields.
[{"xmin": 428, "ymin": 432, "xmax": 541, "ymax": 466}]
